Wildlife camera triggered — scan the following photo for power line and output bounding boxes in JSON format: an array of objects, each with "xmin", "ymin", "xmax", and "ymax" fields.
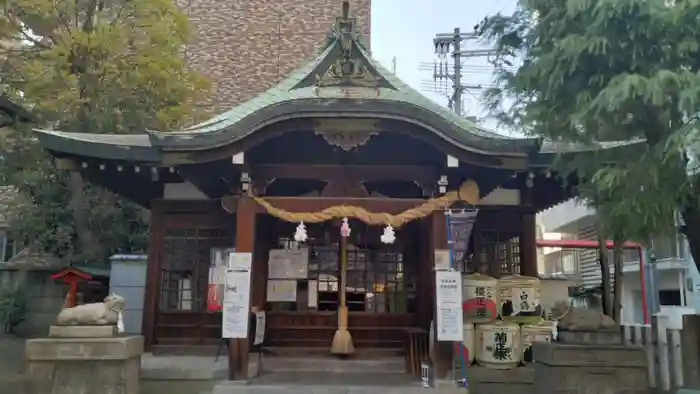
[{"xmin": 425, "ymin": 28, "xmax": 498, "ymax": 118}]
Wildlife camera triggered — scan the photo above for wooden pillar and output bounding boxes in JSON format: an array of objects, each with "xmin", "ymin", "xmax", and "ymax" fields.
[
  {"xmin": 229, "ymin": 196, "xmax": 256, "ymax": 381},
  {"xmin": 142, "ymin": 199, "xmax": 164, "ymax": 350},
  {"xmin": 430, "ymin": 211, "xmax": 453, "ymax": 382},
  {"xmin": 520, "ymin": 186, "xmax": 538, "ymax": 277},
  {"xmin": 417, "ymin": 220, "xmax": 432, "ymax": 328}
]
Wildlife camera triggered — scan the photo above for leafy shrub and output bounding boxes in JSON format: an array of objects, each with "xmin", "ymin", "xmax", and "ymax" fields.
[{"xmin": 0, "ymin": 286, "xmax": 26, "ymax": 334}]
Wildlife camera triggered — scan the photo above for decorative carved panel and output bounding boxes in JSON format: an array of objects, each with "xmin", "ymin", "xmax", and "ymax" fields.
[{"xmin": 313, "ymin": 119, "xmax": 380, "ymax": 151}]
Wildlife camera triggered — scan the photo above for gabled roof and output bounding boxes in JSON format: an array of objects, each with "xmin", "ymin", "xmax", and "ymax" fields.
[
  {"xmin": 147, "ymin": 2, "xmax": 541, "ymax": 156},
  {"xmin": 33, "ymin": 1, "xmax": 646, "ymax": 168},
  {"xmin": 35, "ymin": 2, "xmax": 546, "ymax": 163}
]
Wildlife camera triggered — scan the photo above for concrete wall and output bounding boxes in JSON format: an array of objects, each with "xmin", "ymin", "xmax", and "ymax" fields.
[
  {"xmin": 539, "ymin": 199, "xmax": 596, "ymax": 234},
  {"xmin": 109, "ymin": 255, "xmax": 148, "ymax": 335},
  {"xmin": 0, "ymin": 270, "xmax": 67, "ymax": 337},
  {"xmin": 539, "ymin": 278, "xmax": 578, "ymax": 310},
  {"xmin": 175, "ymin": 0, "xmax": 371, "ymax": 114},
  {"xmin": 622, "ymin": 267, "xmax": 698, "ymax": 326}
]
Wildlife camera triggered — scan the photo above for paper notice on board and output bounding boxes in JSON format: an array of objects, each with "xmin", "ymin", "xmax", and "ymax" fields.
[
  {"xmin": 266, "ymin": 280, "xmax": 297, "ymax": 302},
  {"xmin": 224, "ymin": 270, "xmax": 250, "ymax": 302},
  {"xmin": 222, "ymin": 254, "xmax": 251, "ymax": 339},
  {"xmin": 434, "ymin": 249, "xmax": 451, "ymax": 270},
  {"xmin": 435, "ymin": 270, "xmax": 463, "ymax": 342},
  {"xmin": 253, "ymin": 311, "xmax": 266, "ymax": 346},
  {"xmin": 222, "ymin": 300, "xmax": 249, "ymax": 338},
  {"xmin": 268, "ymin": 249, "xmax": 308, "ymax": 279},
  {"xmin": 228, "ymin": 252, "xmax": 252, "ymax": 271},
  {"xmin": 307, "ymin": 280, "xmax": 318, "ymax": 308}
]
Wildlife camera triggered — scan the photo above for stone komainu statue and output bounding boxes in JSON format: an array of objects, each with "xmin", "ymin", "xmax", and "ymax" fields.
[
  {"xmin": 56, "ymin": 293, "xmax": 125, "ymax": 326},
  {"xmin": 551, "ymin": 300, "xmax": 617, "ymax": 331}
]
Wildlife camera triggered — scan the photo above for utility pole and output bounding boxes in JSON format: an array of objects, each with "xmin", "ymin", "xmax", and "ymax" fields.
[
  {"xmin": 391, "ymin": 56, "xmax": 396, "ymax": 74},
  {"xmin": 451, "ymin": 28, "xmax": 462, "ymax": 116},
  {"xmin": 431, "ymin": 28, "xmax": 495, "ymax": 117}
]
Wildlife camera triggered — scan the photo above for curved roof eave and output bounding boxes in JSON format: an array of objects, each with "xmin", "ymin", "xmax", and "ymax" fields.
[
  {"xmin": 146, "ymin": 14, "xmax": 540, "ymax": 158},
  {"xmin": 147, "ymin": 98, "xmax": 542, "ymax": 157},
  {"xmin": 35, "ymin": 129, "xmax": 161, "ymax": 162},
  {"xmin": 529, "ymin": 139, "xmax": 647, "ymax": 167}
]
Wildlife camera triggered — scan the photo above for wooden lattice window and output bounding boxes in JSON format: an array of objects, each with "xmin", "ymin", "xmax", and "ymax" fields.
[
  {"xmin": 308, "ymin": 244, "xmax": 413, "ymax": 313},
  {"xmin": 462, "ymin": 230, "xmax": 521, "ymax": 277},
  {"xmin": 160, "ymin": 228, "xmax": 230, "ymax": 312},
  {"xmin": 268, "ymin": 237, "xmax": 416, "ymax": 314}
]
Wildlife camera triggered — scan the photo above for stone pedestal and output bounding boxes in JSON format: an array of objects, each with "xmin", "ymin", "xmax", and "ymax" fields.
[
  {"xmin": 532, "ymin": 342, "xmax": 648, "ymax": 394},
  {"xmin": 49, "ymin": 325, "xmax": 117, "ymax": 338},
  {"xmin": 557, "ymin": 328, "xmax": 621, "ymax": 345},
  {"xmin": 25, "ymin": 330, "xmax": 143, "ymax": 394}
]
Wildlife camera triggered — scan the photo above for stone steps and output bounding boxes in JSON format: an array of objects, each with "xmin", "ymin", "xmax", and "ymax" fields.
[
  {"xmin": 262, "ymin": 356, "xmax": 405, "ymax": 374},
  {"xmin": 141, "ymin": 353, "xmax": 406, "ymax": 381}
]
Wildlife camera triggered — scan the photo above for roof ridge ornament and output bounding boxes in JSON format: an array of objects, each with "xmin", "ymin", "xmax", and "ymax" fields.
[{"xmin": 315, "ymin": 1, "xmax": 378, "ymax": 88}]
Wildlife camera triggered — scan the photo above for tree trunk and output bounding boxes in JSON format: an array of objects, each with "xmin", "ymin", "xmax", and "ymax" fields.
[
  {"xmin": 682, "ymin": 203, "xmax": 700, "ymax": 276},
  {"xmin": 68, "ymin": 172, "xmax": 98, "ymax": 262},
  {"xmin": 69, "ymin": 10, "xmax": 100, "ymax": 264},
  {"xmin": 612, "ymin": 236, "xmax": 624, "ymax": 324},
  {"xmin": 597, "ymin": 228, "xmax": 612, "ymax": 317}
]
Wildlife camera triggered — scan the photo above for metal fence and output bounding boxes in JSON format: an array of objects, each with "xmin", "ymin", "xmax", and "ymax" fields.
[{"xmin": 622, "ymin": 319, "xmax": 684, "ymax": 393}]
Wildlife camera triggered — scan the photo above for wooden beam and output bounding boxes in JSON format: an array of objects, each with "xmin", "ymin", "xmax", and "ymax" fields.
[
  {"xmin": 229, "ymin": 197, "xmax": 256, "ymax": 381},
  {"xmin": 520, "ymin": 186, "xmax": 538, "ymax": 276},
  {"xmin": 54, "ymin": 157, "xmax": 79, "ymax": 170},
  {"xmin": 143, "ymin": 200, "xmax": 164, "ymax": 351},
  {"xmin": 250, "ymin": 164, "xmax": 437, "ymax": 184},
  {"xmin": 429, "ymin": 211, "xmax": 454, "ymax": 383}
]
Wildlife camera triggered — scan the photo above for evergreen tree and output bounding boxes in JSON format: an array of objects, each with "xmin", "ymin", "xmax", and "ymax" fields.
[
  {"xmin": 477, "ymin": 0, "xmax": 700, "ymax": 269},
  {"xmin": 0, "ymin": 0, "xmax": 209, "ymax": 264}
]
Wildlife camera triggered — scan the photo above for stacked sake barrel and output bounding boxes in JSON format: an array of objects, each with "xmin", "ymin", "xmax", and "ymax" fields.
[{"xmin": 457, "ymin": 273, "xmax": 556, "ymax": 370}]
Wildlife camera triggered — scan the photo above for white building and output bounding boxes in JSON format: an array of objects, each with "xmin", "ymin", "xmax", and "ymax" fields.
[{"xmin": 539, "ymin": 199, "xmax": 699, "ymax": 325}]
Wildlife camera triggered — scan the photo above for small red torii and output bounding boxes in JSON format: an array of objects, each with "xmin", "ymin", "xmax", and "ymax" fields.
[{"xmin": 51, "ymin": 267, "xmax": 92, "ymax": 308}]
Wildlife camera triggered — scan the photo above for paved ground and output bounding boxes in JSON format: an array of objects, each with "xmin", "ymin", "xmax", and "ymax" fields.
[{"xmin": 0, "ymin": 335, "xmax": 219, "ymax": 394}]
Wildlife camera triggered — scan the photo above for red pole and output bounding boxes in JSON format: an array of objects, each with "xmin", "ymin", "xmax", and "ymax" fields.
[{"xmin": 66, "ymin": 279, "xmax": 78, "ymax": 308}]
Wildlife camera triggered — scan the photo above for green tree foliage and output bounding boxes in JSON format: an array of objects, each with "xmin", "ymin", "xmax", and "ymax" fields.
[
  {"xmin": 0, "ymin": 0, "xmax": 209, "ymax": 264},
  {"xmin": 476, "ymin": 0, "xmax": 700, "ymax": 269}
]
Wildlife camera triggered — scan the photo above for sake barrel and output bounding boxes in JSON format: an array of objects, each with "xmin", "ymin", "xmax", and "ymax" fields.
[
  {"xmin": 454, "ymin": 322, "xmax": 475, "ymax": 365},
  {"xmin": 475, "ymin": 320, "xmax": 521, "ymax": 369},
  {"xmin": 462, "ymin": 273, "xmax": 498, "ymax": 323},
  {"xmin": 521, "ymin": 320, "xmax": 556, "ymax": 364},
  {"xmin": 498, "ymin": 275, "xmax": 542, "ymax": 324}
]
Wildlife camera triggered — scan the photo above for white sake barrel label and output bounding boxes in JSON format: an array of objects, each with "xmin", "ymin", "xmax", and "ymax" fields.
[
  {"xmin": 512, "ymin": 287, "xmax": 539, "ymax": 315},
  {"xmin": 483, "ymin": 328, "xmax": 515, "ymax": 362}
]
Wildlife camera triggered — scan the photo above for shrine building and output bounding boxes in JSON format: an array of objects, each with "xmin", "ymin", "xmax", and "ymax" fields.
[{"xmin": 34, "ymin": 2, "xmax": 635, "ymax": 381}]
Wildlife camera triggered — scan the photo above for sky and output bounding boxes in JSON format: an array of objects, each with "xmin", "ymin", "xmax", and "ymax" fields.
[{"xmin": 369, "ymin": 0, "xmax": 517, "ymax": 133}]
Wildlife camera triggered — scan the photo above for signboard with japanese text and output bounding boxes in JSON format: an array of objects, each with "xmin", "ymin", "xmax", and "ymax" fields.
[
  {"xmin": 268, "ymin": 249, "xmax": 309, "ymax": 279},
  {"xmin": 222, "ymin": 253, "xmax": 252, "ymax": 339},
  {"xmin": 435, "ymin": 270, "xmax": 463, "ymax": 341}
]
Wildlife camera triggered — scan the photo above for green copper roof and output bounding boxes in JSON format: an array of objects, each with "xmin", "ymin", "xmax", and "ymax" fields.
[
  {"xmin": 33, "ymin": 2, "xmax": 645, "ymax": 167},
  {"xmin": 146, "ymin": 2, "xmax": 541, "ymax": 155}
]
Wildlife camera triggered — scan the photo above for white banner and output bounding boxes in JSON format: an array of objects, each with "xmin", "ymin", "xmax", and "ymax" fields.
[
  {"xmin": 435, "ymin": 270, "xmax": 463, "ymax": 342},
  {"xmin": 253, "ymin": 311, "xmax": 266, "ymax": 346},
  {"xmin": 222, "ymin": 252, "xmax": 252, "ymax": 339}
]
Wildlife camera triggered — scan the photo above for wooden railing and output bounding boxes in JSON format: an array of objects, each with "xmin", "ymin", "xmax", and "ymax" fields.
[{"xmin": 404, "ymin": 328, "xmax": 429, "ymax": 376}]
